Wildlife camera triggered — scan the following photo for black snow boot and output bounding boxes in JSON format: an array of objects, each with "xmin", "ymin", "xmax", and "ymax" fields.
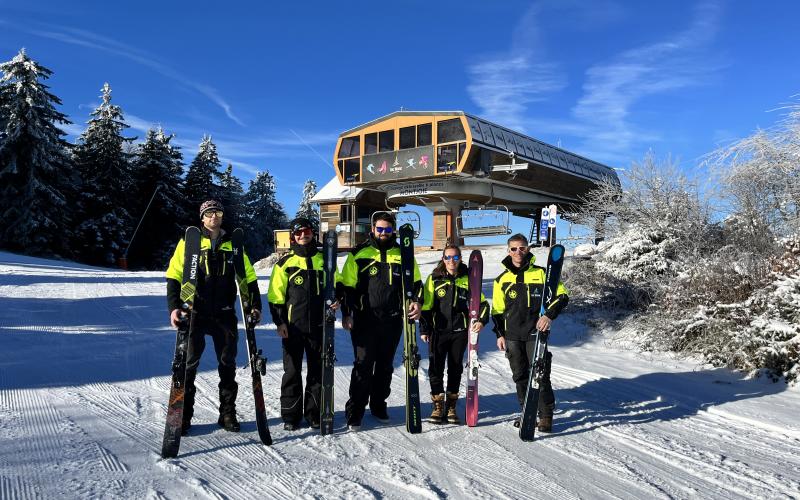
[{"xmin": 218, "ymin": 413, "xmax": 241, "ymax": 432}]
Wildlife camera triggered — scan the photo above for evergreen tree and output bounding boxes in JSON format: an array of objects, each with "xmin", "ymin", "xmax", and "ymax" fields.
[
  {"xmin": 242, "ymin": 170, "xmax": 287, "ymax": 261},
  {"xmin": 184, "ymin": 135, "xmax": 223, "ymax": 207},
  {"xmin": 295, "ymin": 179, "xmax": 319, "ymax": 230},
  {"xmin": 219, "ymin": 162, "xmax": 245, "ymax": 232},
  {"xmin": 128, "ymin": 127, "xmax": 185, "ymax": 268},
  {"xmin": 72, "ymin": 82, "xmax": 136, "ymax": 265},
  {"xmin": 0, "ymin": 49, "xmax": 75, "ymax": 257}
]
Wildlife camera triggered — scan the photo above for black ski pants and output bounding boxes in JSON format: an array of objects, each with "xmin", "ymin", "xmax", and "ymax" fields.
[
  {"xmin": 505, "ymin": 337, "xmax": 555, "ymax": 415},
  {"xmin": 184, "ymin": 312, "xmax": 239, "ymax": 420},
  {"xmin": 345, "ymin": 315, "xmax": 403, "ymax": 424},
  {"xmin": 280, "ymin": 326, "xmax": 322, "ymax": 425},
  {"xmin": 427, "ymin": 330, "xmax": 468, "ymax": 395}
]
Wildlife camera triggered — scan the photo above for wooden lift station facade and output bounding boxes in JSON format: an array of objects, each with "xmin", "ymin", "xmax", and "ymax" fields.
[{"xmin": 330, "ymin": 111, "xmax": 619, "ymax": 248}]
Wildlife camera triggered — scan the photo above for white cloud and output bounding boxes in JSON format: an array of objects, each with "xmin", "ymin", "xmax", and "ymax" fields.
[
  {"xmin": 466, "ymin": 1, "xmax": 724, "ymax": 164},
  {"xmin": 572, "ymin": 1, "xmax": 722, "ymax": 157},
  {"xmin": 466, "ymin": 4, "xmax": 567, "ymax": 132}
]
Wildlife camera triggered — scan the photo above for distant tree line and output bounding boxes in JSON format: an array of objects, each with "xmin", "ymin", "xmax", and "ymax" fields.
[{"xmin": 0, "ymin": 48, "xmax": 305, "ymax": 269}]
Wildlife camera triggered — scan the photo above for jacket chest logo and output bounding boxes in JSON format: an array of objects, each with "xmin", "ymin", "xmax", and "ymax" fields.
[
  {"xmin": 293, "ymin": 275, "xmax": 305, "ymax": 285},
  {"xmin": 508, "ymin": 289, "xmax": 519, "ymax": 300},
  {"xmin": 369, "ymin": 267, "xmax": 379, "ymax": 276},
  {"xmin": 436, "ymin": 288, "xmax": 447, "ymax": 298}
]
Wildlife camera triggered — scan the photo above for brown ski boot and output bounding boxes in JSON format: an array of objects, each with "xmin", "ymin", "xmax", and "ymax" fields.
[
  {"xmin": 445, "ymin": 392, "xmax": 461, "ymax": 424},
  {"xmin": 428, "ymin": 393, "xmax": 445, "ymax": 423},
  {"xmin": 537, "ymin": 406, "xmax": 555, "ymax": 432}
]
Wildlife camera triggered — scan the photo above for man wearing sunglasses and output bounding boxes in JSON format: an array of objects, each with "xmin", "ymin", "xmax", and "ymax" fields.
[
  {"xmin": 267, "ymin": 217, "xmax": 340, "ymax": 430},
  {"xmin": 492, "ymin": 233, "xmax": 568, "ymax": 432},
  {"xmin": 339, "ymin": 212, "xmax": 423, "ymax": 430},
  {"xmin": 166, "ymin": 200, "xmax": 262, "ymax": 435}
]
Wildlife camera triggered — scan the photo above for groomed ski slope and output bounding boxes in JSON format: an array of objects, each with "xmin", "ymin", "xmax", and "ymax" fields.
[{"xmin": 0, "ymin": 248, "xmax": 798, "ymax": 499}]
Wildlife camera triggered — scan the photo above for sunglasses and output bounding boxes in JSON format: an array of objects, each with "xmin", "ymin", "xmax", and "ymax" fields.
[
  {"xmin": 443, "ymin": 255, "xmax": 460, "ymax": 261},
  {"xmin": 508, "ymin": 246, "xmax": 528, "ymax": 253},
  {"xmin": 203, "ymin": 210, "xmax": 223, "ymax": 218},
  {"xmin": 375, "ymin": 226, "xmax": 394, "ymax": 234},
  {"xmin": 292, "ymin": 227, "xmax": 312, "ymax": 237}
]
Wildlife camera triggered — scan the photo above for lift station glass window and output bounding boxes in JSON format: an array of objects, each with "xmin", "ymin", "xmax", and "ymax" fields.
[
  {"xmin": 399, "ymin": 126, "xmax": 416, "ymax": 149},
  {"xmin": 378, "ymin": 130, "xmax": 394, "ymax": 152},
  {"xmin": 437, "ymin": 118, "xmax": 466, "ymax": 143},
  {"xmin": 417, "ymin": 123, "xmax": 432, "ymax": 146},
  {"xmin": 364, "ymin": 133, "xmax": 378, "ymax": 155},
  {"xmin": 339, "ymin": 136, "xmax": 360, "ymax": 158}
]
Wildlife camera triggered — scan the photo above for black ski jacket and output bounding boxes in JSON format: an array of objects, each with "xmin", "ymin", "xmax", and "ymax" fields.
[
  {"xmin": 421, "ymin": 264, "xmax": 490, "ymax": 335},
  {"xmin": 339, "ymin": 235, "xmax": 423, "ymax": 321},
  {"xmin": 491, "ymin": 253, "xmax": 568, "ymax": 341},
  {"xmin": 267, "ymin": 242, "xmax": 337, "ymax": 334},
  {"xmin": 166, "ymin": 229, "xmax": 261, "ymax": 317}
]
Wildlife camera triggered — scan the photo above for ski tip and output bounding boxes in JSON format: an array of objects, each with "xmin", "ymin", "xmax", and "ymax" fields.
[{"xmin": 551, "ymin": 245, "xmax": 564, "ymax": 261}]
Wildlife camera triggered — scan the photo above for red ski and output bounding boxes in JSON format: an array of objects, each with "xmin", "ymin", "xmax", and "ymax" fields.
[{"xmin": 465, "ymin": 250, "xmax": 483, "ymax": 427}]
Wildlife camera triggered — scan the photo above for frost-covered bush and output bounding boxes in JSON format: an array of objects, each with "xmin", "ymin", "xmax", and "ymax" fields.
[
  {"xmin": 568, "ymin": 124, "xmax": 800, "ymax": 382},
  {"xmin": 566, "ymin": 153, "xmax": 712, "ymax": 312}
]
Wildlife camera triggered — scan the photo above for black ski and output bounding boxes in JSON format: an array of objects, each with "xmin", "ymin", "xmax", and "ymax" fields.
[
  {"xmin": 161, "ymin": 226, "xmax": 202, "ymax": 459},
  {"xmin": 519, "ymin": 244, "xmax": 565, "ymax": 442},
  {"xmin": 399, "ymin": 223, "xmax": 422, "ymax": 434},
  {"xmin": 231, "ymin": 228, "xmax": 272, "ymax": 446},
  {"xmin": 320, "ymin": 229, "xmax": 337, "ymax": 435}
]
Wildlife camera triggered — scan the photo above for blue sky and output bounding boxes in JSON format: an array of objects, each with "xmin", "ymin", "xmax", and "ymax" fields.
[{"xmin": 1, "ymin": 1, "xmax": 799, "ymax": 241}]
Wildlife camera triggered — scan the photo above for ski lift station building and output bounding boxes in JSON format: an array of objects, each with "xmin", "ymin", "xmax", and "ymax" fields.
[{"xmin": 315, "ymin": 111, "xmax": 620, "ymax": 249}]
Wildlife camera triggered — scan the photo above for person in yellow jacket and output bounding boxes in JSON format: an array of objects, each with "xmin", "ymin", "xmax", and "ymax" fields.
[
  {"xmin": 492, "ymin": 233, "xmax": 568, "ymax": 432},
  {"xmin": 339, "ymin": 212, "xmax": 423, "ymax": 430},
  {"xmin": 165, "ymin": 200, "xmax": 261, "ymax": 435},
  {"xmin": 267, "ymin": 217, "xmax": 341, "ymax": 431},
  {"xmin": 420, "ymin": 244, "xmax": 490, "ymax": 424}
]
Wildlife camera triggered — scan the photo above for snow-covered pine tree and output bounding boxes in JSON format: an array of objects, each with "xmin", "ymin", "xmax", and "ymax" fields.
[
  {"xmin": 184, "ymin": 135, "xmax": 223, "ymax": 208},
  {"xmin": 242, "ymin": 170, "xmax": 287, "ymax": 261},
  {"xmin": 295, "ymin": 179, "xmax": 319, "ymax": 231},
  {"xmin": 128, "ymin": 127, "xmax": 186, "ymax": 268},
  {"xmin": 219, "ymin": 163, "xmax": 245, "ymax": 233},
  {"xmin": 0, "ymin": 49, "xmax": 75, "ymax": 257},
  {"xmin": 72, "ymin": 82, "xmax": 136, "ymax": 266}
]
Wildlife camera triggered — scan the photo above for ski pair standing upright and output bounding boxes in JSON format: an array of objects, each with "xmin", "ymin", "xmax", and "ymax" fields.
[
  {"xmin": 518, "ymin": 244, "xmax": 566, "ymax": 441},
  {"xmin": 161, "ymin": 226, "xmax": 201, "ymax": 458},
  {"xmin": 231, "ymin": 228, "xmax": 272, "ymax": 446}
]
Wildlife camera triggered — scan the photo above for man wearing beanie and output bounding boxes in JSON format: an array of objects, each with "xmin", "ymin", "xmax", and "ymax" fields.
[
  {"xmin": 165, "ymin": 200, "xmax": 262, "ymax": 435},
  {"xmin": 267, "ymin": 217, "xmax": 341, "ymax": 430}
]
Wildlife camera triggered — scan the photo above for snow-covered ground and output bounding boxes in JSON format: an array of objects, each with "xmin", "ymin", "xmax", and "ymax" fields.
[{"xmin": 0, "ymin": 248, "xmax": 798, "ymax": 499}]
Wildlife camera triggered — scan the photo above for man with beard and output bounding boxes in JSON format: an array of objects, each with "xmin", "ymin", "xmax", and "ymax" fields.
[{"xmin": 339, "ymin": 212, "xmax": 423, "ymax": 430}]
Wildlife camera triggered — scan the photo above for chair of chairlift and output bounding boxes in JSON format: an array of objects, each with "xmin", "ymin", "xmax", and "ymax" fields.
[{"xmin": 457, "ymin": 206, "xmax": 511, "ymax": 238}]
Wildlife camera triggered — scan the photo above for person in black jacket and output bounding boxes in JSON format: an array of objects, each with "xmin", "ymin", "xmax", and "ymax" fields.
[
  {"xmin": 492, "ymin": 233, "xmax": 568, "ymax": 432},
  {"xmin": 420, "ymin": 244, "xmax": 489, "ymax": 424},
  {"xmin": 165, "ymin": 200, "xmax": 262, "ymax": 435},
  {"xmin": 267, "ymin": 217, "xmax": 339, "ymax": 430},
  {"xmin": 339, "ymin": 212, "xmax": 423, "ymax": 430}
]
